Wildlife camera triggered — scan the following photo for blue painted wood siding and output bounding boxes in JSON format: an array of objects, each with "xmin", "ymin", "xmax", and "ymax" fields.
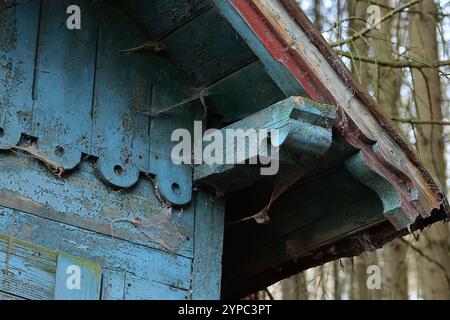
[{"xmin": 0, "ymin": 0, "xmax": 225, "ymax": 300}]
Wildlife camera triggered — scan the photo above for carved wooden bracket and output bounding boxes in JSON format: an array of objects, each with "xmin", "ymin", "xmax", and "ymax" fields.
[{"xmin": 194, "ymin": 96, "xmax": 336, "ymax": 192}]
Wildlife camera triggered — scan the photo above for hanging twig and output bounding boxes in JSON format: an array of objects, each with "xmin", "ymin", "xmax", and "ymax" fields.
[
  {"xmin": 265, "ymin": 288, "xmax": 274, "ymax": 300},
  {"xmin": 228, "ymin": 171, "xmax": 304, "ymax": 225}
]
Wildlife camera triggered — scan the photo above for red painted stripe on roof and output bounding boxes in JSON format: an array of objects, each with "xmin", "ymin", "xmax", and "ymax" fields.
[{"xmin": 230, "ymin": 0, "xmax": 335, "ymax": 104}]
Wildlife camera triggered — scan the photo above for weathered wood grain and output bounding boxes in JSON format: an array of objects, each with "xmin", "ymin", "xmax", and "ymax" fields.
[
  {"xmin": 101, "ymin": 268, "xmax": 125, "ymax": 300},
  {"xmin": 211, "ymin": 0, "xmax": 305, "ymax": 97},
  {"xmin": 91, "ymin": 4, "xmax": 151, "ymax": 188},
  {"xmin": 194, "ymin": 97, "xmax": 335, "ymax": 193},
  {"xmin": 124, "ymin": 273, "xmax": 189, "ymax": 300},
  {"xmin": 227, "ymin": 0, "xmax": 445, "ymax": 225},
  {"xmin": 0, "ymin": 0, "xmax": 39, "ymax": 149},
  {"xmin": 32, "ymin": 0, "xmax": 96, "ymax": 170},
  {"xmin": 0, "ymin": 154, "xmax": 194, "ymax": 257},
  {"xmin": 117, "ymin": 0, "xmax": 210, "ymax": 39},
  {"xmin": 0, "ymin": 233, "xmax": 57, "ymax": 300},
  {"xmin": 0, "ymin": 290, "xmax": 25, "ymax": 300},
  {"xmin": 191, "ymin": 191, "xmax": 225, "ymax": 300},
  {"xmin": 163, "ymin": 8, "xmax": 256, "ymax": 86},
  {"xmin": 0, "ymin": 208, "xmax": 193, "ymax": 291},
  {"xmin": 206, "ymin": 61, "xmax": 286, "ymax": 123}
]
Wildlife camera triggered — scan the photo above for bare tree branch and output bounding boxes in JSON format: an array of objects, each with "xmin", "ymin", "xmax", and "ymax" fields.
[
  {"xmin": 335, "ymin": 50, "xmax": 450, "ymax": 69},
  {"xmin": 331, "ymin": 0, "xmax": 423, "ymax": 47},
  {"xmin": 391, "ymin": 117, "xmax": 450, "ymax": 125}
]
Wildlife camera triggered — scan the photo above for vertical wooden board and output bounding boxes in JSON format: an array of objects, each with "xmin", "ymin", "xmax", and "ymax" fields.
[
  {"xmin": 0, "ymin": 233, "xmax": 57, "ymax": 300},
  {"xmin": 0, "ymin": 0, "xmax": 40, "ymax": 149},
  {"xmin": 163, "ymin": 8, "xmax": 256, "ymax": 86},
  {"xmin": 54, "ymin": 252, "xmax": 102, "ymax": 300},
  {"xmin": 91, "ymin": 5, "xmax": 151, "ymax": 188},
  {"xmin": 101, "ymin": 268, "xmax": 125, "ymax": 300},
  {"xmin": 146, "ymin": 52, "xmax": 200, "ymax": 205},
  {"xmin": 32, "ymin": 0, "xmax": 97, "ymax": 169},
  {"xmin": 191, "ymin": 191, "xmax": 225, "ymax": 300},
  {"xmin": 148, "ymin": 118, "xmax": 194, "ymax": 206},
  {"xmin": 0, "ymin": 208, "xmax": 193, "ymax": 290},
  {"xmin": 145, "ymin": 37, "xmax": 201, "ymax": 206},
  {"xmin": 124, "ymin": 273, "xmax": 189, "ymax": 300}
]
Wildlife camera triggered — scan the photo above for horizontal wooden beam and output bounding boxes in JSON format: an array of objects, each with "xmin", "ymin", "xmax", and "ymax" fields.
[{"xmin": 194, "ymin": 97, "xmax": 335, "ymax": 192}]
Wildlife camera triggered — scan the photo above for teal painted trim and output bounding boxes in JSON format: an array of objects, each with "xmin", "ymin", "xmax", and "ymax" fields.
[
  {"xmin": 345, "ymin": 149, "xmax": 413, "ymax": 229},
  {"xmin": 194, "ymin": 96, "xmax": 335, "ymax": 191},
  {"xmin": 191, "ymin": 191, "xmax": 225, "ymax": 300},
  {"xmin": 211, "ymin": 0, "xmax": 305, "ymax": 97}
]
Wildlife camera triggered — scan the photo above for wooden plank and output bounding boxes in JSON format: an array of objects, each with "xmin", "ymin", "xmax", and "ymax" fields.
[
  {"xmin": 0, "ymin": 154, "xmax": 194, "ymax": 257},
  {"xmin": 0, "ymin": 208, "xmax": 192, "ymax": 291},
  {"xmin": 194, "ymin": 97, "xmax": 335, "ymax": 192},
  {"xmin": 223, "ymin": 193, "xmax": 385, "ymax": 292},
  {"xmin": 91, "ymin": 5, "xmax": 151, "ymax": 189},
  {"xmin": 0, "ymin": 0, "xmax": 40, "ymax": 149},
  {"xmin": 163, "ymin": 8, "xmax": 256, "ymax": 86},
  {"xmin": 210, "ymin": 0, "xmax": 304, "ymax": 97},
  {"xmin": 225, "ymin": 166, "xmax": 376, "ymax": 255},
  {"xmin": 32, "ymin": 0, "xmax": 97, "ymax": 170},
  {"xmin": 124, "ymin": 273, "xmax": 189, "ymax": 300},
  {"xmin": 0, "ymin": 233, "xmax": 57, "ymax": 300},
  {"xmin": 207, "ymin": 61, "xmax": 286, "ymax": 123},
  {"xmin": 118, "ymin": 0, "xmax": 210, "ymax": 39},
  {"xmin": 54, "ymin": 252, "xmax": 102, "ymax": 300},
  {"xmin": 89, "ymin": 3, "xmax": 195, "ymax": 205},
  {"xmin": 346, "ymin": 148, "xmax": 412, "ymax": 229},
  {"xmin": 191, "ymin": 191, "xmax": 225, "ymax": 300},
  {"xmin": 101, "ymin": 268, "xmax": 125, "ymax": 300}
]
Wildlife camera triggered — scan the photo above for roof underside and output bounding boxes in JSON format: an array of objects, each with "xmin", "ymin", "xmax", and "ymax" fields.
[{"xmin": 108, "ymin": 0, "xmax": 449, "ymax": 298}]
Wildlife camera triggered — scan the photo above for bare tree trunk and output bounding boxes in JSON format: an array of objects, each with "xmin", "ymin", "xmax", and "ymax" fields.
[
  {"xmin": 371, "ymin": 0, "xmax": 409, "ymax": 300},
  {"xmin": 347, "ymin": 0, "xmax": 381, "ymax": 300},
  {"xmin": 280, "ymin": 273, "xmax": 308, "ymax": 300},
  {"xmin": 409, "ymin": 0, "xmax": 450, "ymax": 300},
  {"xmin": 333, "ymin": 260, "xmax": 343, "ymax": 300},
  {"xmin": 348, "ymin": 0, "xmax": 372, "ymax": 85},
  {"xmin": 313, "ymin": 0, "xmax": 323, "ymax": 31}
]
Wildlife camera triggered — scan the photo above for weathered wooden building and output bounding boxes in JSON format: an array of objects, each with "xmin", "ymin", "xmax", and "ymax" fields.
[{"xmin": 0, "ymin": 0, "xmax": 448, "ymax": 300}]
